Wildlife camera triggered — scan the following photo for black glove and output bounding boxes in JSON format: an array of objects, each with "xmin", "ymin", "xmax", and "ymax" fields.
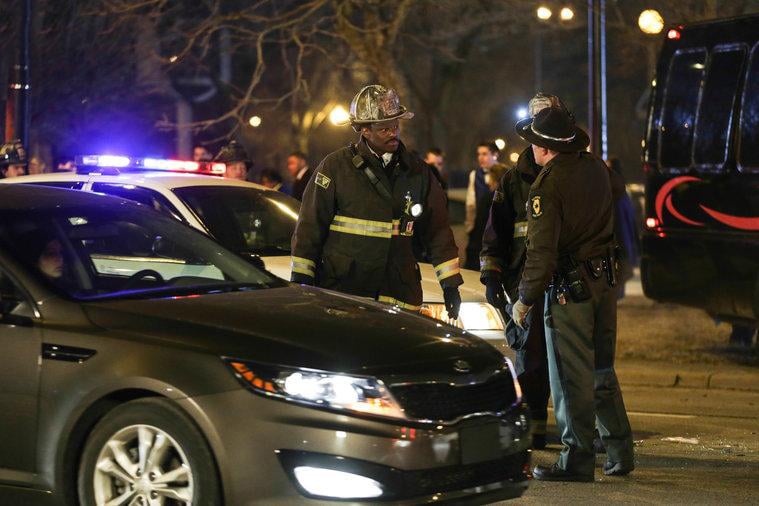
[
  {"xmin": 485, "ymin": 280, "xmax": 507, "ymax": 310},
  {"xmin": 443, "ymin": 286, "xmax": 462, "ymax": 320},
  {"xmin": 291, "ymin": 272, "xmax": 314, "ymax": 286}
]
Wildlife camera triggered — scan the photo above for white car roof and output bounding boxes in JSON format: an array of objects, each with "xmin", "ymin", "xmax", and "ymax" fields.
[{"xmin": 1, "ymin": 171, "xmax": 272, "ymax": 192}]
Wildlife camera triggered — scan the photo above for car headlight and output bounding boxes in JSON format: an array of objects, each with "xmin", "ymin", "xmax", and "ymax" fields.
[
  {"xmin": 224, "ymin": 359, "xmax": 406, "ymax": 420},
  {"xmin": 420, "ymin": 302, "xmax": 504, "ymax": 331}
]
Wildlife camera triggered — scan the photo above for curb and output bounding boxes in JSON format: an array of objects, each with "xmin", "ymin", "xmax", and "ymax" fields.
[{"xmin": 615, "ymin": 361, "xmax": 759, "ymax": 393}]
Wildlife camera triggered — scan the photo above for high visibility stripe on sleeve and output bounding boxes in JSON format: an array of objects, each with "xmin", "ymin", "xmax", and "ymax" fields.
[
  {"xmin": 291, "ymin": 256, "xmax": 316, "ymax": 277},
  {"xmin": 480, "ymin": 255, "xmax": 502, "ymax": 273},
  {"xmin": 513, "ymin": 221, "xmax": 528, "ymax": 238},
  {"xmin": 329, "ymin": 215, "xmax": 393, "ymax": 238},
  {"xmin": 434, "ymin": 258, "xmax": 461, "ymax": 282},
  {"xmin": 378, "ymin": 295, "xmax": 421, "ymax": 311}
]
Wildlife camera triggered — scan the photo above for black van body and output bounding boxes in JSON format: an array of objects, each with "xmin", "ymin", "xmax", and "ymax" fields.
[{"xmin": 641, "ymin": 15, "xmax": 759, "ymax": 324}]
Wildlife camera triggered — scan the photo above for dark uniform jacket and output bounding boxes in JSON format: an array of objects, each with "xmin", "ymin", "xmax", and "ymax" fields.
[
  {"xmin": 480, "ymin": 149, "xmax": 538, "ymax": 301},
  {"xmin": 518, "ymin": 152, "xmax": 614, "ymax": 305},
  {"xmin": 291, "ymin": 139, "xmax": 462, "ymax": 310}
]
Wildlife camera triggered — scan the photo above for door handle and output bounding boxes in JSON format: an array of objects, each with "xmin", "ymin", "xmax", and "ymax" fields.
[{"xmin": 42, "ymin": 343, "xmax": 96, "ymax": 363}]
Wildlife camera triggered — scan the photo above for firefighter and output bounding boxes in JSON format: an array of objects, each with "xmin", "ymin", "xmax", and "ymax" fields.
[
  {"xmin": 290, "ymin": 84, "xmax": 462, "ymax": 318},
  {"xmin": 480, "ymin": 93, "xmax": 564, "ymax": 449},
  {"xmin": 0, "ymin": 140, "xmax": 28, "ymax": 178},
  {"xmin": 214, "ymin": 140, "xmax": 252, "ymax": 181},
  {"xmin": 513, "ymin": 106, "xmax": 634, "ymax": 481}
]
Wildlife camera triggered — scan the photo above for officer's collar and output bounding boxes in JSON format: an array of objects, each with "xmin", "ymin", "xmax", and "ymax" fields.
[{"xmin": 359, "ymin": 138, "xmax": 404, "ymax": 168}]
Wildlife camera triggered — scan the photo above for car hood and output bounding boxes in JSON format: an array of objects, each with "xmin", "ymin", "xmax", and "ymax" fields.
[{"xmin": 82, "ymin": 285, "xmax": 504, "ymax": 376}]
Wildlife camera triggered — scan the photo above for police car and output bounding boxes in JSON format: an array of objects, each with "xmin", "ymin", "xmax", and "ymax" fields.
[{"xmin": 3, "ymin": 155, "xmax": 506, "ymax": 345}]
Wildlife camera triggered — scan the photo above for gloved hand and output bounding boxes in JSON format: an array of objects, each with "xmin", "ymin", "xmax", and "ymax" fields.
[
  {"xmin": 291, "ymin": 272, "xmax": 314, "ymax": 286},
  {"xmin": 485, "ymin": 280, "xmax": 507, "ymax": 310},
  {"xmin": 443, "ymin": 286, "xmax": 462, "ymax": 320},
  {"xmin": 512, "ymin": 299, "xmax": 532, "ymax": 329}
]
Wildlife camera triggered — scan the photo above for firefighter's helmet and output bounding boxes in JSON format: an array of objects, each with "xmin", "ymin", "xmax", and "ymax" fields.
[
  {"xmin": 528, "ymin": 93, "xmax": 568, "ymax": 118},
  {"xmin": 345, "ymin": 85, "xmax": 414, "ymax": 131},
  {"xmin": 214, "ymin": 140, "xmax": 252, "ymax": 167},
  {"xmin": 0, "ymin": 140, "xmax": 27, "ymax": 168}
]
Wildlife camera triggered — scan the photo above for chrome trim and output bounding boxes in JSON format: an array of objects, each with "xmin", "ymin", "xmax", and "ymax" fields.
[{"xmin": 530, "ymin": 123, "xmax": 576, "ymax": 142}]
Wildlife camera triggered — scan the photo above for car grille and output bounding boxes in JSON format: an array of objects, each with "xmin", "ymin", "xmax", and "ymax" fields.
[
  {"xmin": 402, "ymin": 454, "xmax": 528, "ymax": 497},
  {"xmin": 389, "ymin": 371, "xmax": 516, "ymax": 422}
]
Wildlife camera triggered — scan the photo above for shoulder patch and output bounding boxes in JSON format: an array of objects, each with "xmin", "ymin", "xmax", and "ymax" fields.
[
  {"xmin": 530, "ymin": 195, "xmax": 543, "ymax": 218},
  {"xmin": 315, "ymin": 172, "xmax": 331, "ymax": 189},
  {"xmin": 493, "ymin": 190, "xmax": 504, "ymax": 203}
]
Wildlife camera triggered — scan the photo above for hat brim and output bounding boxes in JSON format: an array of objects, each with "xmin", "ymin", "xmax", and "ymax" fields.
[
  {"xmin": 515, "ymin": 117, "xmax": 590, "ymax": 153},
  {"xmin": 341, "ymin": 110, "xmax": 415, "ymax": 127}
]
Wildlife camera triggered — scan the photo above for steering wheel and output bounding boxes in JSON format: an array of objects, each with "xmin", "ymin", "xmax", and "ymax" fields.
[{"xmin": 122, "ymin": 269, "xmax": 165, "ymax": 290}]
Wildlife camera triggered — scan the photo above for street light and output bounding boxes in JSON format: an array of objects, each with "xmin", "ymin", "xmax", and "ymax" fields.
[
  {"xmin": 495, "ymin": 138, "xmax": 506, "ymax": 151},
  {"xmin": 536, "ymin": 6, "xmax": 552, "ymax": 20},
  {"xmin": 249, "ymin": 115, "xmax": 262, "ymax": 127},
  {"xmin": 329, "ymin": 105, "xmax": 350, "ymax": 126},
  {"xmin": 638, "ymin": 9, "xmax": 664, "ymax": 35},
  {"xmin": 509, "ymin": 152, "xmax": 520, "ymax": 163},
  {"xmin": 560, "ymin": 7, "xmax": 574, "ymax": 21},
  {"xmin": 516, "ymin": 107, "xmax": 528, "ymax": 120}
]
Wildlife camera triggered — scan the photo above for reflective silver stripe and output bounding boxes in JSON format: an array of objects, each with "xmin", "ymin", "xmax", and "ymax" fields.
[
  {"xmin": 434, "ymin": 258, "xmax": 460, "ymax": 281},
  {"xmin": 291, "ymin": 256, "xmax": 316, "ymax": 276},
  {"xmin": 330, "ymin": 215, "xmax": 393, "ymax": 238},
  {"xmin": 378, "ymin": 295, "xmax": 421, "ymax": 311},
  {"xmin": 530, "ymin": 123, "xmax": 576, "ymax": 142},
  {"xmin": 513, "ymin": 221, "xmax": 528, "ymax": 238}
]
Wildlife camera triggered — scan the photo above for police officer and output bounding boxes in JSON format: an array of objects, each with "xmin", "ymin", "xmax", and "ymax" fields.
[
  {"xmin": 214, "ymin": 140, "xmax": 252, "ymax": 181},
  {"xmin": 0, "ymin": 140, "xmax": 28, "ymax": 178},
  {"xmin": 291, "ymin": 84, "xmax": 462, "ymax": 317},
  {"xmin": 480, "ymin": 93, "xmax": 564, "ymax": 450},
  {"xmin": 512, "ymin": 106, "xmax": 634, "ymax": 481}
]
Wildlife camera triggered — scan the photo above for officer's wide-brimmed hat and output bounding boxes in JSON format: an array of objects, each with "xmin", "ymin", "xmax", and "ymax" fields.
[
  {"xmin": 343, "ymin": 84, "xmax": 414, "ymax": 130},
  {"xmin": 0, "ymin": 140, "xmax": 27, "ymax": 167},
  {"xmin": 214, "ymin": 140, "xmax": 252, "ymax": 167},
  {"xmin": 515, "ymin": 106, "xmax": 590, "ymax": 153}
]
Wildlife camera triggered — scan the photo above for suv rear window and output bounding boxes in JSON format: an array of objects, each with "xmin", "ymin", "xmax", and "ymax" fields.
[
  {"xmin": 659, "ymin": 48, "xmax": 707, "ymax": 171},
  {"xmin": 739, "ymin": 43, "xmax": 759, "ymax": 173},
  {"xmin": 693, "ymin": 45, "xmax": 747, "ymax": 171}
]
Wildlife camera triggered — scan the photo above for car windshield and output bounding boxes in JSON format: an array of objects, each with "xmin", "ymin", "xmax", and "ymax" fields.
[
  {"xmin": 0, "ymin": 199, "xmax": 286, "ymax": 300},
  {"xmin": 173, "ymin": 186, "xmax": 299, "ymax": 256}
]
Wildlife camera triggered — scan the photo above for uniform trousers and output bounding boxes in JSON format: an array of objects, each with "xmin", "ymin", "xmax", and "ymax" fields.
[{"xmin": 543, "ymin": 275, "xmax": 634, "ymax": 475}]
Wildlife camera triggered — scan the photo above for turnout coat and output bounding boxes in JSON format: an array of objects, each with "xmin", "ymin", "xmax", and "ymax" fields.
[{"xmin": 291, "ymin": 139, "xmax": 462, "ymax": 309}]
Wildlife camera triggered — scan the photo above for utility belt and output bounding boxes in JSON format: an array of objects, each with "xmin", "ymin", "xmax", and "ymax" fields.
[{"xmin": 551, "ymin": 245, "xmax": 618, "ymax": 304}]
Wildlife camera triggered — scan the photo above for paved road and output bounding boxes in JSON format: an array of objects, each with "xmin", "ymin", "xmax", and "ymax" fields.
[{"xmin": 499, "ymin": 385, "xmax": 759, "ymax": 504}]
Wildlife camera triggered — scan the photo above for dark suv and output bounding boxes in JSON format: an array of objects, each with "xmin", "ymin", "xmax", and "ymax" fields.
[{"xmin": 0, "ymin": 185, "xmax": 529, "ymax": 505}]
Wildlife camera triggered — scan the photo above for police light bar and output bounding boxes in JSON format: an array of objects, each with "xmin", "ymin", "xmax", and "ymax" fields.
[{"xmin": 77, "ymin": 155, "xmax": 226, "ymax": 175}]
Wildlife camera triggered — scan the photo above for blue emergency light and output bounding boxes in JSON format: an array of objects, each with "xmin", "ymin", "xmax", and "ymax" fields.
[{"xmin": 76, "ymin": 155, "xmax": 226, "ymax": 175}]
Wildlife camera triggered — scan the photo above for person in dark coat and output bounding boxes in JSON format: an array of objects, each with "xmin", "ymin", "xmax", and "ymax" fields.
[
  {"xmin": 287, "ymin": 151, "xmax": 313, "ymax": 200},
  {"xmin": 291, "ymin": 84, "xmax": 462, "ymax": 317},
  {"xmin": 512, "ymin": 107, "xmax": 634, "ymax": 482}
]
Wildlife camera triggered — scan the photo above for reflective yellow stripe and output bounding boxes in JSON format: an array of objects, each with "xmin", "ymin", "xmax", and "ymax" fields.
[
  {"xmin": 378, "ymin": 295, "xmax": 421, "ymax": 311},
  {"xmin": 330, "ymin": 215, "xmax": 393, "ymax": 238},
  {"xmin": 291, "ymin": 256, "xmax": 316, "ymax": 277},
  {"xmin": 434, "ymin": 258, "xmax": 460, "ymax": 281},
  {"xmin": 480, "ymin": 255, "xmax": 502, "ymax": 272},
  {"xmin": 513, "ymin": 221, "xmax": 528, "ymax": 238}
]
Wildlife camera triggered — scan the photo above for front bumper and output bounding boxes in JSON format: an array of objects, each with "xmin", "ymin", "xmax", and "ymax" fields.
[{"xmin": 180, "ymin": 389, "xmax": 530, "ymax": 505}]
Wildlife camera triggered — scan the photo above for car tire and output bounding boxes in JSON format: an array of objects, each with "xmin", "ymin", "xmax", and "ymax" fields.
[{"xmin": 77, "ymin": 397, "xmax": 221, "ymax": 506}]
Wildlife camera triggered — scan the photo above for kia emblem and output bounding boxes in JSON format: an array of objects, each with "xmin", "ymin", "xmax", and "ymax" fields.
[{"xmin": 453, "ymin": 360, "xmax": 471, "ymax": 373}]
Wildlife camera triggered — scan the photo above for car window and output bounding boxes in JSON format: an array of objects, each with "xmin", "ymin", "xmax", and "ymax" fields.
[
  {"xmin": 659, "ymin": 48, "xmax": 707, "ymax": 171},
  {"xmin": 739, "ymin": 43, "xmax": 759, "ymax": 173},
  {"xmin": 91, "ymin": 183, "xmax": 184, "ymax": 222},
  {"xmin": 28, "ymin": 181, "xmax": 84, "ymax": 190},
  {"xmin": 0, "ymin": 202, "xmax": 284, "ymax": 301},
  {"xmin": 693, "ymin": 45, "xmax": 747, "ymax": 171},
  {"xmin": 173, "ymin": 186, "xmax": 299, "ymax": 256}
]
